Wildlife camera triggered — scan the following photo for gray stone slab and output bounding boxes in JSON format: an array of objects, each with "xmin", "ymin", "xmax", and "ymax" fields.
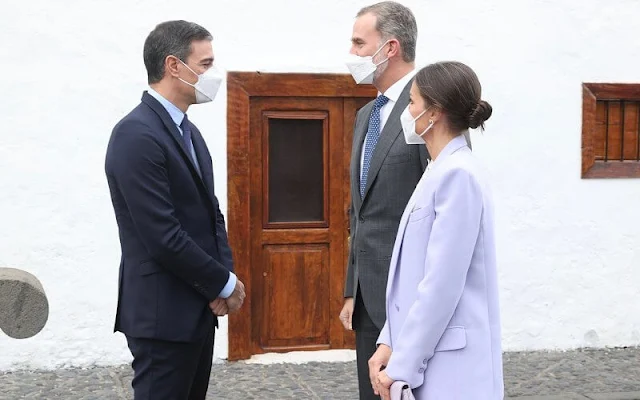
[
  {"xmin": 507, "ymin": 394, "xmax": 589, "ymax": 400},
  {"xmin": 586, "ymin": 392, "xmax": 640, "ymax": 399},
  {"xmin": 0, "ymin": 348, "xmax": 639, "ymax": 399},
  {"xmin": 0, "ymin": 268, "xmax": 49, "ymax": 339},
  {"xmin": 504, "ymin": 348, "xmax": 640, "ymax": 397}
]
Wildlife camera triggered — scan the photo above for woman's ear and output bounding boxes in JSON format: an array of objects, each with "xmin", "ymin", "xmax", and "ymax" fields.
[{"xmin": 428, "ymin": 108, "xmax": 443, "ymax": 125}]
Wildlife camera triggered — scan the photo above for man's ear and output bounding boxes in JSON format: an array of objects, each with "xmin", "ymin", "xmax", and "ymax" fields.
[
  {"xmin": 165, "ymin": 55, "xmax": 180, "ymax": 78},
  {"xmin": 387, "ymin": 39, "xmax": 401, "ymax": 59}
]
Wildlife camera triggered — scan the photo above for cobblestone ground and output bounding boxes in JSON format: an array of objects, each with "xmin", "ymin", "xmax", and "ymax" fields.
[{"xmin": 0, "ymin": 348, "xmax": 639, "ymax": 399}]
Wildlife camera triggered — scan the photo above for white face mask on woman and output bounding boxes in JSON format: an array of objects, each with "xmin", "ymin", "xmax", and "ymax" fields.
[{"xmin": 400, "ymin": 106, "xmax": 433, "ymax": 144}]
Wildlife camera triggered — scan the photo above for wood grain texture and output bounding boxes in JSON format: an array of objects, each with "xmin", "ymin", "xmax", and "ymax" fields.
[
  {"xmin": 584, "ymin": 83, "xmax": 640, "ymax": 100},
  {"xmin": 228, "ymin": 72, "xmax": 378, "ymax": 98},
  {"xmin": 582, "ymin": 83, "xmax": 640, "ymax": 178},
  {"xmin": 227, "ymin": 72, "xmax": 376, "ymax": 360},
  {"xmin": 227, "ymin": 76, "xmax": 253, "ymax": 360},
  {"xmin": 260, "ymin": 245, "xmax": 330, "ymax": 350}
]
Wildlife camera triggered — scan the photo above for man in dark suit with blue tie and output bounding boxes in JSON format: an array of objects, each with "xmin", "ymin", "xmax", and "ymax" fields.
[
  {"xmin": 105, "ymin": 20, "xmax": 245, "ymax": 400},
  {"xmin": 341, "ymin": 3, "xmax": 428, "ymax": 399}
]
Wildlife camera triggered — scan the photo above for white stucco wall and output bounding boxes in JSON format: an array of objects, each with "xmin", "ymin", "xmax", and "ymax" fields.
[{"xmin": 1, "ymin": 0, "xmax": 640, "ymax": 370}]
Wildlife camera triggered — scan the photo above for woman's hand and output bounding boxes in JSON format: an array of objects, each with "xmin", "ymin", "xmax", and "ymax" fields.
[
  {"xmin": 369, "ymin": 344, "xmax": 392, "ymax": 395},
  {"xmin": 375, "ymin": 370, "xmax": 394, "ymax": 400}
]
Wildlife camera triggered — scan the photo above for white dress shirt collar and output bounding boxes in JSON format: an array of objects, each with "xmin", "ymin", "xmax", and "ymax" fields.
[{"xmin": 379, "ymin": 68, "xmax": 417, "ymax": 102}]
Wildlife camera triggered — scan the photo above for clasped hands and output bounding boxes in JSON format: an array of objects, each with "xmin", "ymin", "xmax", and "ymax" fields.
[
  {"xmin": 209, "ymin": 279, "xmax": 245, "ymax": 316},
  {"xmin": 369, "ymin": 344, "xmax": 395, "ymax": 400}
]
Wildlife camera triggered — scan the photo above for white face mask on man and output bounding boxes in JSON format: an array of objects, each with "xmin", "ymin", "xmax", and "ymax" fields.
[
  {"xmin": 177, "ymin": 59, "xmax": 223, "ymax": 104},
  {"xmin": 345, "ymin": 40, "xmax": 390, "ymax": 84},
  {"xmin": 400, "ymin": 106, "xmax": 433, "ymax": 144}
]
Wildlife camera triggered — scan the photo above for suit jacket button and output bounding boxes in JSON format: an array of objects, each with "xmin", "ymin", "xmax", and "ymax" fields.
[
  {"xmin": 395, "ymin": 304, "xmax": 399, "ymax": 311},
  {"xmin": 359, "ymin": 217, "xmax": 365, "ymax": 223},
  {"xmin": 418, "ymin": 368, "xmax": 424, "ymax": 373},
  {"xmin": 423, "ymin": 359, "xmax": 427, "ymax": 364}
]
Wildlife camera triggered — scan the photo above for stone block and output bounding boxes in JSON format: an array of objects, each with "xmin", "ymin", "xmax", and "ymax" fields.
[{"xmin": 0, "ymin": 268, "xmax": 49, "ymax": 339}]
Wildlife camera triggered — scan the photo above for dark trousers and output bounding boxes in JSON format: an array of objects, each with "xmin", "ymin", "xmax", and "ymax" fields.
[
  {"xmin": 126, "ymin": 327, "xmax": 214, "ymax": 400},
  {"xmin": 353, "ymin": 292, "xmax": 382, "ymax": 400}
]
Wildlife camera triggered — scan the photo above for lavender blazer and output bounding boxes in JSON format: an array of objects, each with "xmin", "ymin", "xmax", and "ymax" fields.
[{"xmin": 377, "ymin": 134, "xmax": 504, "ymax": 399}]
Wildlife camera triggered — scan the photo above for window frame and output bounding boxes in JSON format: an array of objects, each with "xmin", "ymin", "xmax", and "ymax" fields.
[{"xmin": 582, "ymin": 83, "xmax": 640, "ymax": 178}]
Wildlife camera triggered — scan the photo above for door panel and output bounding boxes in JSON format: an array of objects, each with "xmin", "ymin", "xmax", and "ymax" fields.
[
  {"xmin": 250, "ymin": 97, "xmax": 345, "ymax": 354},
  {"xmin": 264, "ymin": 111, "xmax": 328, "ymax": 227},
  {"xmin": 260, "ymin": 244, "xmax": 329, "ymax": 350}
]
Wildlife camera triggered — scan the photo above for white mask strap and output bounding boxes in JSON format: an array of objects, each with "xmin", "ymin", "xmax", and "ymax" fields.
[
  {"xmin": 419, "ymin": 120, "xmax": 434, "ymax": 136},
  {"xmin": 372, "ymin": 40, "xmax": 391, "ymax": 58},
  {"xmin": 177, "ymin": 58, "xmax": 198, "ymax": 77},
  {"xmin": 415, "ymin": 107, "xmax": 433, "ymax": 136},
  {"xmin": 371, "ymin": 40, "xmax": 392, "ymax": 65},
  {"xmin": 413, "ymin": 109, "xmax": 427, "ymax": 121}
]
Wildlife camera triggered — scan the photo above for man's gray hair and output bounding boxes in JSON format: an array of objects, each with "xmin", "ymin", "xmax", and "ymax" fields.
[{"xmin": 357, "ymin": 1, "xmax": 417, "ymax": 62}]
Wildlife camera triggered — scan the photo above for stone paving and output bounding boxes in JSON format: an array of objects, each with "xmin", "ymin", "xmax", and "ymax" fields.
[{"xmin": 0, "ymin": 347, "xmax": 639, "ymax": 399}]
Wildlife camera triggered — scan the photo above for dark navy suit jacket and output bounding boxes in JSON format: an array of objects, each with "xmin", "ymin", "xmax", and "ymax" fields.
[{"xmin": 105, "ymin": 91, "xmax": 234, "ymax": 343}]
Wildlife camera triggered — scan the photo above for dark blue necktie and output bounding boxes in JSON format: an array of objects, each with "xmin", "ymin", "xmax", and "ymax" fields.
[
  {"xmin": 180, "ymin": 114, "xmax": 201, "ymax": 175},
  {"xmin": 360, "ymin": 95, "xmax": 389, "ymax": 197}
]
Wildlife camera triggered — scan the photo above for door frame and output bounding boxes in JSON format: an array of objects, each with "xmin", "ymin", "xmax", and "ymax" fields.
[{"xmin": 226, "ymin": 72, "xmax": 377, "ymax": 360}]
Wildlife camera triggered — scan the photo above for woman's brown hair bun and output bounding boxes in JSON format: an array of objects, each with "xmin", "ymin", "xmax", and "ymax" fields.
[
  {"xmin": 469, "ymin": 100, "xmax": 492, "ymax": 130},
  {"xmin": 414, "ymin": 61, "xmax": 492, "ymax": 132}
]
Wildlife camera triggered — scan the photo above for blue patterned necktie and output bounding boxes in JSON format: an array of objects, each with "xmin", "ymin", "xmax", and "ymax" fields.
[{"xmin": 360, "ymin": 95, "xmax": 389, "ymax": 197}]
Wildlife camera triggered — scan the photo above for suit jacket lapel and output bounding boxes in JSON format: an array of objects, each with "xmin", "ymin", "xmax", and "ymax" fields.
[
  {"xmin": 385, "ymin": 135, "xmax": 469, "ymax": 301},
  {"xmin": 351, "ymin": 101, "xmax": 374, "ymax": 213},
  {"xmin": 361, "ymin": 80, "xmax": 412, "ymax": 200},
  {"xmin": 141, "ymin": 92, "xmax": 213, "ymax": 202},
  {"xmin": 142, "ymin": 93, "xmax": 197, "ymax": 172}
]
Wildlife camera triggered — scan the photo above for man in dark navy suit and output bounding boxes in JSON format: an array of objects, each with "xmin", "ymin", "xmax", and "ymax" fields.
[{"xmin": 105, "ymin": 20, "xmax": 245, "ymax": 400}]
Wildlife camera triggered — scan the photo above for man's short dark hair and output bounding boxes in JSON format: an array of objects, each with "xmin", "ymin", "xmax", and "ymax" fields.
[{"xmin": 143, "ymin": 20, "xmax": 212, "ymax": 84}]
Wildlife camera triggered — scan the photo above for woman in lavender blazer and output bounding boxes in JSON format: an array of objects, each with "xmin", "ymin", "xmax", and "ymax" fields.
[{"xmin": 369, "ymin": 61, "xmax": 504, "ymax": 400}]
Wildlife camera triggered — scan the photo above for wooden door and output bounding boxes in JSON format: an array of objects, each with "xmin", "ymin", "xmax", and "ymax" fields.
[
  {"xmin": 250, "ymin": 97, "xmax": 342, "ymax": 352},
  {"xmin": 227, "ymin": 73, "xmax": 376, "ymax": 360}
]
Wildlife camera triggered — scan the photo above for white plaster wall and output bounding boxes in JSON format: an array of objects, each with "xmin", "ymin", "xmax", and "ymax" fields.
[{"xmin": 1, "ymin": 0, "xmax": 640, "ymax": 370}]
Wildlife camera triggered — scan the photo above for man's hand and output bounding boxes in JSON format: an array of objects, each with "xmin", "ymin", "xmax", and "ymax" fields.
[
  {"xmin": 209, "ymin": 297, "xmax": 228, "ymax": 316},
  {"xmin": 339, "ymin": 297, "xmax": 354, "ymax": 330},
  {"xmin": 369, "ymin": 344, "xmax": 392, "ymax": 396},
  {"xmin": 226, "ymin": 279, "xmax": 245, "ymax": 313}
]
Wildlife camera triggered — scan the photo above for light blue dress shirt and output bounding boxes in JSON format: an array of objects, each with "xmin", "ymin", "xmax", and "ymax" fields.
[{"xmin": 148, "ymin": 88, "xmax": 237, "ymax": 299}]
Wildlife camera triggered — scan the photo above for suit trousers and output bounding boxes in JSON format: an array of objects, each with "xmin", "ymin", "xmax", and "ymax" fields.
[
  {"xmin": 126, "ymin": 326, "xmax": 214, "ymax": 400},
  {"xmin": 354, "ymin": 290, "xmax": 382, "ymax": 400}
]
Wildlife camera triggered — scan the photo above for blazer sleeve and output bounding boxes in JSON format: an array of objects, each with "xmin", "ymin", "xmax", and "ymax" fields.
[
  {"xmin": 109, "ymin": 121, "xmax": 230, "ymax": 301},
  {"xmin": 344, "ymin": 200, "xmax": 356, "ymax": 298},
  {"xmin": 377, "ymin": 319, "xmax": 391, "ymax": 347},
  {"xmin": 384, "ymin": 167, "xmax": 483, "ymax": 388},
  {"xmin": 344, "ymin": 109, "xmax": 363, "ymax": 298},
  {"xmin": 215, "ymin": 202, "xmax": 234, "ymax": 272}
]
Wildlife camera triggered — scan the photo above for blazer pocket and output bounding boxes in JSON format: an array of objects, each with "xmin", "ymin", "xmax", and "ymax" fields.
[
  {"xmin": 435, "ymin": 326, "xmax": 467, "ymax": 352},
  {"xmin": 384, "ymin": 153, "xmax": 412, "ymax": 165},
  {"xmin": 408, "ymin": 206, "xmax": 431, "ymax": 223},
  {"xmin": 139, "ymin": 260, "xmax": 163, "ymax": 276}
]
